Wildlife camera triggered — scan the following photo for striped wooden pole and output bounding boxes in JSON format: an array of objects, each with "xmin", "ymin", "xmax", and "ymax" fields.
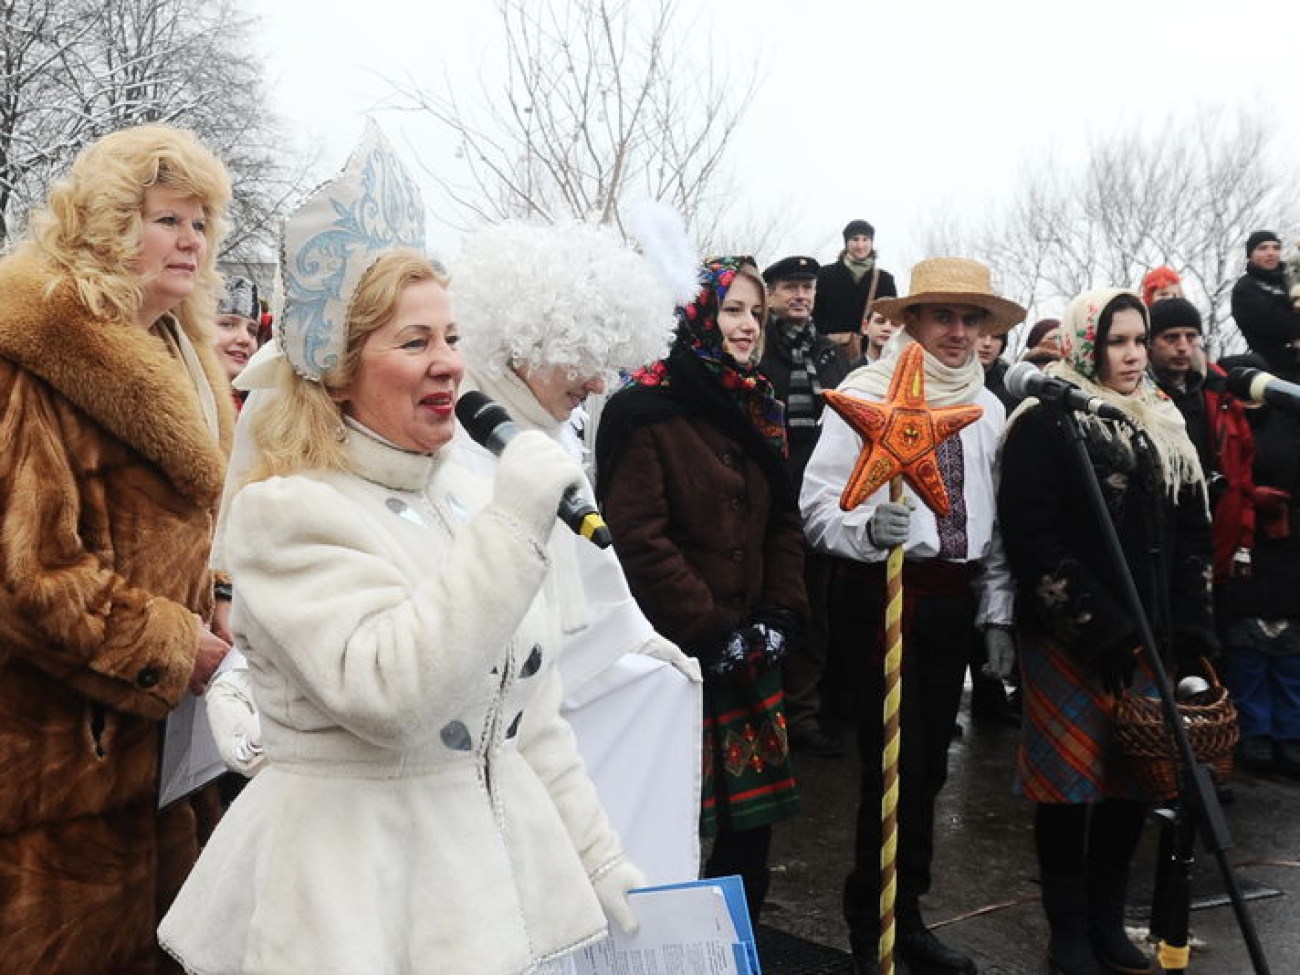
[{"xmin": 879, "ymin": 476, "xmax": 905, "ymax": 975}]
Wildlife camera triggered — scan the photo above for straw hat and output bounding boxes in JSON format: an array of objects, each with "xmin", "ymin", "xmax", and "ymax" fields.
[{"xmin": 872, "ymin": 257, "xmax": 1026, "ymax": 335}]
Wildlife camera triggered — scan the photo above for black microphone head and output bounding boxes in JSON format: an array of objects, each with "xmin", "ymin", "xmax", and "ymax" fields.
[
  {"xmin": 1002, "ymin": 360, "xmax": 1042, "ymax": 401},
  {"xmin": 455, "ymin": 391, "xmax": 514, "ymax": 446}
]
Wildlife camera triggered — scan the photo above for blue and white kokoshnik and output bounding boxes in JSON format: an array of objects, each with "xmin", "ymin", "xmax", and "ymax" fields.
[{"xmin": 277, "ymin": 120, "xmax": 426, "ymax": 381}]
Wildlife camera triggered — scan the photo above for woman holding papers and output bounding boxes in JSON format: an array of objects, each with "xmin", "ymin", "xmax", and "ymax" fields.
[
  {"xmin": 160, "ymin": 127, "xmax": 641, "ymax": 973},
  {"xmin": 0, "ymin": 125, "xmax": 234, "ymax": 974}
]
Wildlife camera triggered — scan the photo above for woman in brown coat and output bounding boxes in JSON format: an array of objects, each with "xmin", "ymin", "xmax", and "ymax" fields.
[
  {"xmin": 596, "ymin": 256, "xmax": 807, "ymax": 919},
  {"xmin": 0, "ymin": 125, "xmax": 234, "ymax": 974}
]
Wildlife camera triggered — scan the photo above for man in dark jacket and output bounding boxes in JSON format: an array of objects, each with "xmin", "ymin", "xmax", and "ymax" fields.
[
  {"xmin": 1232, "ymin": 230, "xmax": 1300, "ymax": 377},
  {"xmin": 1148, "ymin": 297, "xmax": 1256, "ymax": 585},
  {"xmin": 760, "ymin": 255, "xmax": 852, "ymax": 757},
  {"xmin": 814, "ymin": 220, "xmax": 898, "ymax": 362}
]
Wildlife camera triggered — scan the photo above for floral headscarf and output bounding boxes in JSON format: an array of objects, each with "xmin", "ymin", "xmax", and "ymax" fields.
[
  {"xmin": 1022, "ymin": 287, "xmax": 1205, "ymax": 503},
  {"xmin": 629, "ymin": 256, "xmax": 786, "ymax": 456}
]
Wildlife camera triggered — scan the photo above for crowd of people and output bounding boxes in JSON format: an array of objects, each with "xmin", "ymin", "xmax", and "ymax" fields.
[{"xmin": 0, "ymin": 121, "xmax": 1296, "ymax": 975}]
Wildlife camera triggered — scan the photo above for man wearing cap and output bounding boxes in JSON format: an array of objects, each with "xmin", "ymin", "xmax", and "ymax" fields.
[
  {"xmin": 815, "ymin": 220, "xmax": 898, "ymax": 364},
  {"xmin": 1148, "ymin": 297, "xmax": 1256, "ymax": 588},
  {"xmin": 759, "ymin": 255, "xmax": 853, "ymax": 758},
  {"xmin": 1232, "ymin": 230, "xmax": 1300, "ymax": 377},
  {"xmin": 802, "ymin": 258, "xmax": 1022, "ymax": 975}
]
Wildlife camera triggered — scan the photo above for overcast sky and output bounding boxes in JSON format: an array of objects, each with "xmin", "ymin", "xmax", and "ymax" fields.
[{"xmin": 250, "ymin": 0, "xmax": 1299, "ymax": 291}]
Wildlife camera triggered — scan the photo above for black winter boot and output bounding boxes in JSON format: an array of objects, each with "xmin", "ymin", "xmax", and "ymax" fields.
[
  {"xmin": 1041, "ymin": 876, "xmax": 1101, "ymax": 975},
  {"xmin": 1085, "ymin": 865, "xmax": 1151, "ymax": 974}
]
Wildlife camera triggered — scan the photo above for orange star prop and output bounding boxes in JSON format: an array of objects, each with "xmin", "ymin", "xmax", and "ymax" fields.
[{"xmin": 822, "ymin": 343, "xmax": 983, "ymax": 517}]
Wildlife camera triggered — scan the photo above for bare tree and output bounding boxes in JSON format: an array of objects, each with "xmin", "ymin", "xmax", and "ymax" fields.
[
  {"xmin": 967, "ymin": 107, "xmax": 1299, "ymax": 356},
  {"xmin": 387, "ymin": 0, "xmax": 756, "ymax": 245},
  {"xmin": 0, "ymin": 0, "xmax": 306, "ymax": 259}
]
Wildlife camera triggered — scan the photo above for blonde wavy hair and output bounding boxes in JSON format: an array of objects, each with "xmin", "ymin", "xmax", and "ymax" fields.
[
  {"xmin": 19, "ymin": 124, "xmax": 231, "ymax": 333},
  {"xmin": 250, "ymin": 250, "xmax": 448, "ymax": 480}
]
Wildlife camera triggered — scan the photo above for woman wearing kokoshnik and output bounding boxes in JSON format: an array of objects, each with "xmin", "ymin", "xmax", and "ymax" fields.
[
  {"xmin": 596, "ymin": 256, "xmax": 807, "ymax": 920},
  {"xmin": 161, "ymin": 125, "xmax": 644, "ymax": 974},
  {"xmin": 997, "ymin": 288, "xmax": 1217, "ymax": 975}
]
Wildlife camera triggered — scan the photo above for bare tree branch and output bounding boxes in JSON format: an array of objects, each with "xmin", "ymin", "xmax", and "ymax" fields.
[{"xmin": 384, "ymin": 0, "xmax": 757, "ymax": 249}]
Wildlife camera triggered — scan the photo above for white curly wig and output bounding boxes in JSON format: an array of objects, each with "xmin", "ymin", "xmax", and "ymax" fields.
[{"xmin": 454, "ymin": 219, "xmax": 679, "ymax": 379}]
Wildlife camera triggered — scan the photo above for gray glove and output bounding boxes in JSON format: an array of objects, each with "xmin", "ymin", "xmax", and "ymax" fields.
[
  {"xmin": 867, "ymin": 500, "xmax": 912, "ymax": 548},
  {"xmin": 982, "ymin": 626, "xmax": 1017, "ymax": 682}
]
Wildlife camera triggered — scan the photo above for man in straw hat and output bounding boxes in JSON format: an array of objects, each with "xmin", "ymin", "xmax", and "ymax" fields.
[{"xmin": 801, "ymin": 258, "xmax": 1024, "ymax": 974}]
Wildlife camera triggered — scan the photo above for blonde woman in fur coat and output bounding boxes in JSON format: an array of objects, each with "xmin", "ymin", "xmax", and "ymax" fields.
[
  {"xmin": 0, "ymin": 126, "xmax": 235, "ymax": 974},
  {"xmin": 161, "ymin": 129, "xmax": 642, "ymax": 974}
]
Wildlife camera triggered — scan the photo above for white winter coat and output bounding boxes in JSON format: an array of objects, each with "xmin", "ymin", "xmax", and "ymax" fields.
[{"xmin": 159, "ymin": 428, "xmax": 627, "ymax": 974}]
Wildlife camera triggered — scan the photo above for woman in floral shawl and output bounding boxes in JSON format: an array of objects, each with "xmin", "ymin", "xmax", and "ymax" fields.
[
  {"xmin": 998, "ymin": 289, "xmax": 1215, "ymax": 975},
  {"xmin": 596, "ymin": 257, "xmax": 807, "ymax": 919}
]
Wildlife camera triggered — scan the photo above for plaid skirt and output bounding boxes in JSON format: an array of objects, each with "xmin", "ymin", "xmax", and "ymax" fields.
[
  {"xmin": 1016, "ymin": 635, "xmax": 1162, "ymax": 804},
  {"xmin": 700, "ymin": 665, "xmax": 801, "ymax": 835}
]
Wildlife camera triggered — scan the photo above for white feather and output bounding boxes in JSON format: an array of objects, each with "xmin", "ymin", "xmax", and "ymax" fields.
[{"xmin": 626, "ymin": 198, "xmax": 701, "ymax": 305}]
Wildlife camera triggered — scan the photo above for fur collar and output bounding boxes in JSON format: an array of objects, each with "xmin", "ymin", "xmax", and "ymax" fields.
[{"xmin": 0, "ymin": 256, "xmax": 233, "ymax": 505}]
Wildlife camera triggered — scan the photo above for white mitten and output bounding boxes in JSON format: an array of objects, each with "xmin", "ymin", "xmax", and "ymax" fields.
[
  {"xmin": 867, "ymin": 500, "xmax": 912, "ymax": 548},
  {"xmin": 592, "ymin": 857, "xmax": 647, "ymax": 935},
  {"xmin": 205, "ymin": 667, "xmax": 266, "ymax": 776},
  {"xmin": 638, "ymin": 633, "xmax": 703, "ymax": 683},
  {"xmin": 983, "ymin": 626, "xmax": 1017, "ymax": 682},
  {"xmin": 494, "ymin": 429, "xmax": 585, "ymax": 543}
]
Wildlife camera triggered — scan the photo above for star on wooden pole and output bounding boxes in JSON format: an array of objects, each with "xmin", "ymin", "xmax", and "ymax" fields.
[{"xmin": 822, "ymin": 343, "xmax": 984, "ymax": 517}]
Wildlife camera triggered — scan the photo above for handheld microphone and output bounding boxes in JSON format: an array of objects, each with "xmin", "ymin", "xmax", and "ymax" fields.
[
  {"xmin": 455, "ymin": 391, "xmax": 613, "ymax": 548},
  {"xmin": 1224, "ymin": 366, "xmax": 1300, "ymax": 414},
  {"xmin": 1003, "ymin": 361, "xmax": 1129, "ymax": 422}
]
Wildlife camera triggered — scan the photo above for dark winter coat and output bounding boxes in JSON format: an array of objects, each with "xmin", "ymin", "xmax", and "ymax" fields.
[
  {"xmin": 1156, "ymin": 365, "xmax": 1256, "ymax": 582},
  {"xmin": 596, "ymin": 370, "xmax": 808, "ymax": 664},
  {"xmin": 0, "ymin": 256, "xmax": 233, "ymax": 974},
  {"xmin": 998, "ymin": 404, "xmax": 1217, "ymax": 669},
  {"xmin": 758, "ymin": 326, "xmax": 852, "ymax": 488},
  {"xmin": 813, "ymin": 258, "xmax": 898, "ymax": 336},
  {"xmin": 1232, "ymin": 263, "xmax": 1300, "ymax": 376}
]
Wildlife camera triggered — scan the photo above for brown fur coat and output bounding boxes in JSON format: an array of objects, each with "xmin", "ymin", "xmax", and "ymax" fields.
[{"xmin": 0, "ymin": 255, "xmax": 232, "ymax": 974}]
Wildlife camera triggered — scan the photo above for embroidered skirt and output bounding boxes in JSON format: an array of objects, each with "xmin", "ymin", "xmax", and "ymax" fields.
[
  {"xmin": 700, "ymin": 665, "xmax": 800, "ymax": 834},
  {"xmin": 1016, "ymin": 635, "xmax": 1161, "ymax": 804}
]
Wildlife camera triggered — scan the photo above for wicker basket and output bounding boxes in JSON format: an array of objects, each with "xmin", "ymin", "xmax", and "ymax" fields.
[{"xmin": 1112, "ymin": 661, "xmax": 1239, "ymax": 799}]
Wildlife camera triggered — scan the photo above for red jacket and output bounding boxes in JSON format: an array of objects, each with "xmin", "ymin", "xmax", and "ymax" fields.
[{"xmin": 1204, "ymin": 363, "xmax": 1256, "ymax": 582}]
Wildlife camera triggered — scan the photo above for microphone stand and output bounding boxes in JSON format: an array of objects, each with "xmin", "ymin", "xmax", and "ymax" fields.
[{"xmin": 1050, "ymin": 403, "xmax": 1269, "ymax": 974}]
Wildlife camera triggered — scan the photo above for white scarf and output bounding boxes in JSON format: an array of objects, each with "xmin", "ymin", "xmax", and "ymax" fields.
[{"xmin": 839, "ymin": 329, "xmax": 986, "ymax": 406}]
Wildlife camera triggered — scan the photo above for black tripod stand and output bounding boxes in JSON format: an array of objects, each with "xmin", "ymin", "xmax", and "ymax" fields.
[{"xmin": 1054, "ymin": 405, "xmax": 1270, "ymax": 974}]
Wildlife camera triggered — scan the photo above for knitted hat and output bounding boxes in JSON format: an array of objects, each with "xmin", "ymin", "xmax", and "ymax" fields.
[
  {"xmin": 1148, "ymin": 296, "xmax": 1202, "ymax": 336},
  {"xmin": 843, "ymin": 219, "xmax": 874, "ymax": 241},
  {"xmin": 1140, "ymin": 266, "xmax": 1181, "ymax": 306},
  {"xmin": 1246, "ymin": 230, "xmax": 1280, "ymax": 257}
]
